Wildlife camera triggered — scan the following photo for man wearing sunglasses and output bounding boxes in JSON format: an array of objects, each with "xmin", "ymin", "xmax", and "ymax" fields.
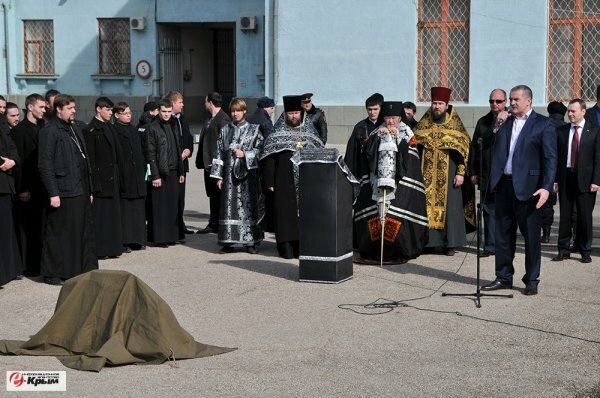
[{"xmin": 468, "ymin": 89, "xmax": 507, "ymax": 258}]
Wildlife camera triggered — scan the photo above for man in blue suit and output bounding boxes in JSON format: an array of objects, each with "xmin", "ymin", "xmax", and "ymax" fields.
[{"xmin": 481, "ymin": 85, "xmax": 557, "ymax": 296}]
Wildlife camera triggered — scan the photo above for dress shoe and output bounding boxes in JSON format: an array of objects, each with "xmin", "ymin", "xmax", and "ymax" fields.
[
  {"xmin": 246, "ymin": 245, "xmax": 258, "ymax": 254},
  {"xmin": 13, "ymin": 275, "xmax": 24, "ymax": 280},
  {"xmin": 581, "ymin": 254, "xmax": 592, "ymax": 263},
  {"xmin": 524, "ymin": 286, "xmax": 538, "ymax": 296},
  {"xmin": 219, "ymin": 245, "xmax": 235, "ymax": 254},
  {"xmin": 177, "ymin": 239, "xmax": 186, "ymax": 245},
  {"xmin": 480, "ymin": 250, "xmax": 495, "ymax": 258},
  {"xmin": 184, "ymin": 228, "xmax": 195, "ymax": 235},
  {"xmin": 443, "ymin": 248, "xmax": 456, "ymax": 256},
  {"xmin": 122, "ymin": 246, "xmax": 132, "ymax": 254},
  {"xmin": 44, "ymin": 277, "xmax": 64, "ymax": 286},
  {"xmin": 551, "ymin": 252, "xmax": 570, "ymax": 261},
  {"xmin": 196, "ymin": 225, "xmax": 217, "ymax": 234},
  {"xmin": 481, "ymin": 280, "xmax": 512, "ymax": 291}
]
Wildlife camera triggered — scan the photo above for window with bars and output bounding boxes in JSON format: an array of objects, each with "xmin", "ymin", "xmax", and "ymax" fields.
[
  {"xmin": 548, "ymin": 0, "xmax": 600, "ymax": 102},
  {"xmin": 417, "ymin": 0, "xmax": 470, "ymax": 102},
  {"xmin": 98, "ymin": 18, "xmax": 131, "ymax": 75},
  {"xmin": 23, "ymin": 20, "xmax": 54, "ymax": 75}
]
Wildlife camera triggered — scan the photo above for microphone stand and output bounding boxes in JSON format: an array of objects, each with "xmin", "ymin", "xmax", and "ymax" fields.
[{"xmin": 442, "ymin": 136, "xmax": 513, "ymax": 308}]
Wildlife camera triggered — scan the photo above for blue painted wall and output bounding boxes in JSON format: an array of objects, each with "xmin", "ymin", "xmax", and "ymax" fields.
[
  {"xmin": 157, "ymin": 0, "xmax": 265, "ymax": 98},
  {"xmin": 275, "ymin": 0, "xmax": 418, "ymax": 106},
  {"xmin": 8, "ymin": 0, "xmax": 157, "ymax": 96}
]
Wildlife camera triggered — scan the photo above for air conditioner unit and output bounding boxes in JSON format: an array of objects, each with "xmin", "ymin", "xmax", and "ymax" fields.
[
  {"xmin": 240, "ymin": 16, "xmax": 257, "ymax": 31},
  {"xmin": 130, "ymin": 17, "xmax": 146, "ymax": 31}
]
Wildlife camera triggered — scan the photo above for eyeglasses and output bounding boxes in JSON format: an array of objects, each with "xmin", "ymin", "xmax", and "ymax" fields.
[{"xmin": 489, "ymin": 99, "xmax": 505, "ymax": 104}]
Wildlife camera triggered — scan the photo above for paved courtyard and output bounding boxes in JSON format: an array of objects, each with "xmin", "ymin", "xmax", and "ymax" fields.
[{"xmin": 1, "ymin": 146, "xmax": 599, "ymax": 397}]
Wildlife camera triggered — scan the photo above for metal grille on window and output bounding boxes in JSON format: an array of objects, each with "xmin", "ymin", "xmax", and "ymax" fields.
[
  {"xmin": 417, "ymin": 0, "xmax": 470, "ymax": 102},
  {"xmin": 549, "ymin": 0, "xmax": 600, "ymax": 102},
  {"xmin": 23, "ymin": 20, "xmax": 54, "ymax": 75},
  {"xmin": 98, "ymin": 18, "xmax": 131, "ymax": 75}
]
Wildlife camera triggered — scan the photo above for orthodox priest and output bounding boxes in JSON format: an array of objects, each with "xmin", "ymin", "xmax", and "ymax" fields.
[
  {"xmin": 349, "ymin": 101, "xmax": 428, "ymax": 262},
  {"xmin": 261, "ymin": 95, "xmax": 324, "ymax": 259},
  {"xmin": 414, "ymin": 87, "xmax": 475, "ymax": 255},
  {"xmin": 210, "ymin": 98, "xmax": 264, "ymax": 254}
]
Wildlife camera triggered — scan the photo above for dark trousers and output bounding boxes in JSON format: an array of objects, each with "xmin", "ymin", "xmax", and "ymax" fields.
[
  {"xmin": 495, "ymin": 176, "xmax": 541, "ymax": 288},
  {"xmin": 481, "ymin": 190, "xmax": 495, "ymax": 253},
  {"xmin": 178, "ymin": 176, "xmax": 186, "ymax": 239},
  {"xmin": 557, "ymin": 170, "xmax": 596, "ymax": 255},
  {"xmin": 204, "ymin": 169, "xmax": 221, "ymax": 229}
]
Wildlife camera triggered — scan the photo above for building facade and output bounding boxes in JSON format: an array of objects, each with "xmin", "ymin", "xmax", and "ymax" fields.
[{"xmin": 1, "ymin": 0, "xmax": 598, "ymax": 142}]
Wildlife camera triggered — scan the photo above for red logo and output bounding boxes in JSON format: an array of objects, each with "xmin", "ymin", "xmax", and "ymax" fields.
[{"xmin": 9, "ymin": 372, "xmax": 24, "ymax": 387}]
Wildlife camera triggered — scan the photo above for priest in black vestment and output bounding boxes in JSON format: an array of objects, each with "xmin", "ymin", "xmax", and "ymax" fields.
[
  {"xmin": 83, "ymin": 97, "xmax": 124, "ymax": 258},
  {"xmin": 348, "ymin": 101, "xmax": 428, "ymax": 262},
  {"xmin": 260, "ymin": 95, "xmax": 324, "ymax": 259},
  {"xmin": 38, "ymin": 94, "xmax": 98, "ymax": 285},
  {"xmin": 113, "ymin": 102, "xmax": 147, "ymax": 250},
  {"xmin": 11, "ymin": 93, "xmax": 46, "ymax": 276}
]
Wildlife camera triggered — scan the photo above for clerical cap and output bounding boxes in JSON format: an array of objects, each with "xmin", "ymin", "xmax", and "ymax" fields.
[
  {"xmin": 431, "ymin": 86, "xmax": 452, "ymax": 103},
  {"xmin": 381, "ymin": 101, "xmax": 404, "ymax": 117},
  {"xmin": 300, "ymin": 93, "xmax": 313, "ymax": 103},
  {"xmin": 283, "ymin": 95, "xmax": 303, "ymax": 112},
  {"xmin": 257, "ymin": 96, "xmax": 275, "ymax": 108}
]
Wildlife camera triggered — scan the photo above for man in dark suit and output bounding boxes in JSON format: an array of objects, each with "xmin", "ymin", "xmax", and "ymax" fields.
[
  {"xmin": 481, "ymin": 85, "xmax": 557, "ymax": 296},
  {"xmin": 584, "ymin": 85, "xmax": 600, "ymax": 128},
  {"xmin": 552, "ymin": 99, "xmax": 600, "ymax": 263},
  {"xmin": 195, "ymin": 92, "xmax": 231, "ymax": 234}
]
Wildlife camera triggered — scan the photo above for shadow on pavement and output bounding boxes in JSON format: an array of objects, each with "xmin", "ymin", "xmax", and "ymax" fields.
[{"xmin": 211, "ymin": 259, "xmax": 298, "ymax": 281}]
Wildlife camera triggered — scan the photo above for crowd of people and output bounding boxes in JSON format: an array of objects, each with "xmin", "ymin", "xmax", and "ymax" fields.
[{"xmin": 1, "ymin": 84, "xmax": 599, "ymax": 296}]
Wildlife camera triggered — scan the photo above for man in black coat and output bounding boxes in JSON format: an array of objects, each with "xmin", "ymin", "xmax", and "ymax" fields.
[
  {"xmin": 246, "ymin": 96, "xmax": 275, "ymax": 138},
  {"xmin": 300, "ymin": 93, "xmax": 328, "ymax": 144},
  {"xmin": 552, "ymin": 99, "xmax": 600, "ymax": 264},
  {"xmin": 38, "ymin": 94, "xmax": 98, "ymax": 285},
  {"xmin": 83, "ymin": 97, "xmax": 125, "ymax": 258},
  {"xmin": 165, "ymin": 91, "xmax": 194, "ymax": 239},
  {"xmin": 195, "ymin": 92, "xmax": 231, "ymax": 234},
  {"xmin": 11, "ymin": 93, "xmax": 46, "ymax": 276},
  {"xmin": 468, "ymin": 88, "xmax": 507, "ymax": 257}
]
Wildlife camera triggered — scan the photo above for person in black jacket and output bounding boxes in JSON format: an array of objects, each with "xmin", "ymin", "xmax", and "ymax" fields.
[
  {"xmin": 0, "ymin": 115, "xmax": 23, "ymax": 286},
  {"xmin": 83, "ymin": 97, "xmax": 125, "ymax": 258},
  {"xmin": 137, "ymin": 101, "xmax": 159, "ymax": 129},
  {"xmin": 145, "ymin": 99, "xmax": 185, "ymax": 246},
  {"xmin": 246, "ymin": 96, "xmax": 275, "ymax": 138},
  {"xmin": 164, "ymin": 91, "xmax": 194, "ymax": 239},
  {"xmin": 11, "ymin": 93, "xmax": 46, "ymax": 276},
  {"xmin": 113, "ymin": 101, "xmax": 147, "ymax": 250},
  {"xmin": 300, "ymin": 93, "xmax": 328, "ymax": 144},
  {"xmin": 195, "ymin": 92, "xmax": 231, "ymax": 234},
  {"xmin": 38, "ymin": 94, "xmax": 98, "ymax": 285}
]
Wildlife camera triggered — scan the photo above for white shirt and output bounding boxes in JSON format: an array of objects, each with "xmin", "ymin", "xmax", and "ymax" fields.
[
  {"xmin": 567, "ymin": 120, "xmax": 585, "ymax": 168},
  {"xmin": 504, "ymin": 109, "xmax": 533, "ymax": 175}
]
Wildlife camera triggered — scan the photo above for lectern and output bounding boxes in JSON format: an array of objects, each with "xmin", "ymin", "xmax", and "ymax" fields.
[{"xmin": 292, "ymin": 148, "xmax": 358, "ymax": 283}]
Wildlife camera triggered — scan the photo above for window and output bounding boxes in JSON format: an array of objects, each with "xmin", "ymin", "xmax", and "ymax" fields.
[
  {"xmin": 548, "ymin": 0, "xmax": 600, "ymax": 101},
  {"xmin": 98, "ymin": 18, "xmax": 130, "ymax": 75},
  {"xmin": 23, "ymin": 20, "xmax": 54, "ymax": 75},
  {"xmin": 417, "ymin": 0, "xmax": 470, "ymax": 102}
]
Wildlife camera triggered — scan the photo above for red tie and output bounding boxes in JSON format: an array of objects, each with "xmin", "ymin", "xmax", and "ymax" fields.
[{"xmin": 571, "ymin": 125, "xmax": 579, "ymax": 170}]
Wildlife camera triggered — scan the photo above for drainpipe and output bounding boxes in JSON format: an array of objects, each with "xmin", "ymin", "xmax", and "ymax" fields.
[
  {"xmin": 273, "ymin": 0, "xmax": 278, "ymax": 102},
  {"xmin": 2, "ymin": 2, "xmax": 10, "ymax": 94}
]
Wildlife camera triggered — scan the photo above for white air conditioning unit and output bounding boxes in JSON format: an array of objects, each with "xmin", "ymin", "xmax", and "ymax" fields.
[
  {"xmin": 130, "ymin": 17, "xmax": 146, "ymax": 31},
  {"xmin": 240, "ymin": 16, "xmax": 257, "ymax": 31}
]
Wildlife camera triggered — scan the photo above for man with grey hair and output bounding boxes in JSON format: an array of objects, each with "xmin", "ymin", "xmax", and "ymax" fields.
[{"xmin": 482, "ymin": 85, "xmax": 557, "ymax": 296}]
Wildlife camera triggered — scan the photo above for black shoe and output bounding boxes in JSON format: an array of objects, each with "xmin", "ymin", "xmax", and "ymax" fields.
[
  {"xmin": 152, "ymin": 243, "xmax": 169, "ymax": 248},
  {"xmin": 444, "ymin": 248, "xmax": 456, "ymax": 256},
  {"xmin": 13, "ymin": 275, "xmax": 24, "ymax": 280},
  {"xmin": 220, "ymin": 245, "xmax": 235, "ymax": 254},
  {"xmin": 196, "ymin": 225, "xmax": 217, "ymax": 234},
  {"xmin": 122, "ymin": 246, "xmax": 132, "ymax": 254},
  {"xmin": 44, "ymin": 277, "xmax": 64, "ymax": 286},
  {"xmin": 524, "ymin": 286, "xmax": 538, "ymax": 296},
  {"xmin": 551, "ymin": 252, "xmax": 570, "ymax": 261},
  {"xmin": 581, "ymin": 254, "xmax": 592, "ymax": 263},
  {"xmin": 184, "ymin": 228, "xmax": 195, "ymax": 235},
  {"xmin": 177, "ymin": 239, "xmax": 186, "ymax": 245},
  {"xmin": 246, "ymin": 246, "xmax": 257, "ymax": 254},
  {"xmin": 481, "ymin": 280, "xmax": 513, "ymax": 291},
  {"xmin": 480, "ymin": 250, "xmax": 495, "ymax": 258}
]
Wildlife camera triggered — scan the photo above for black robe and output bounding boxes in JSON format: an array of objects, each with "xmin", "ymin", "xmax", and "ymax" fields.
[
  {"xmin": 260, "ymin": 114, "xmax": 324, "ymax": 243},
  {"xmin": 349, "ymin": 125, "xmax": 428, "ymax": 261}
]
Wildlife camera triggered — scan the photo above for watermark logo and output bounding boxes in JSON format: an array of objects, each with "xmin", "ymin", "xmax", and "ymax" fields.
[{"xmin": 6, "ymin": 371, "xmax": 66, "ymax": 391}]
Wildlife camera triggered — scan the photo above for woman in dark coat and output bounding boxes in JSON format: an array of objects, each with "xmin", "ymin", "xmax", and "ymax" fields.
[
  {"xmin": 113, "ymin": 102, "xmax": 147, "ymax": 250},
  {"xmin": 0, "ymin": 117, "xmax": 23, "ymax": 286}
]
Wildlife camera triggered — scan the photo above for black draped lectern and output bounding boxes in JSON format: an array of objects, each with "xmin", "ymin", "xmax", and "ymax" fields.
[{"xmin": 292, "ymin": 148, "xmax": 358, "ymax": 283}]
